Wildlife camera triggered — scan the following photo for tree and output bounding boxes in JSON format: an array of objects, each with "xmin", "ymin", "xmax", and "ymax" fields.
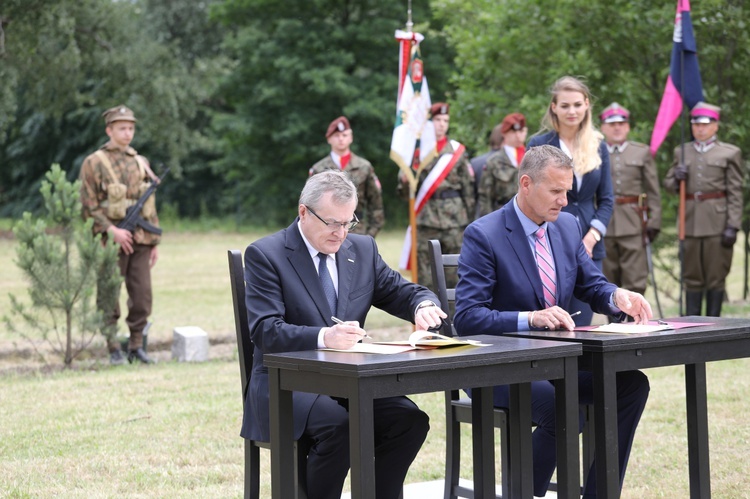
[
  {"xmin": 210, "ymin": 0, "xmax": 455, "ymax": 226},
  {"xmin": 4, "ymin": 164, "xmax": 121, "ymax": 367}
]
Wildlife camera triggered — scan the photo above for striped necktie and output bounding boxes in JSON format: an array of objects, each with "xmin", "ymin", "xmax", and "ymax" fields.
[
  {"xmin": 317, "ymin": 252, "xmax": 338, "ymax": 316},
  {"xmin": 534, "ymin": 227, "xmax": 557, "ymax": 308}
]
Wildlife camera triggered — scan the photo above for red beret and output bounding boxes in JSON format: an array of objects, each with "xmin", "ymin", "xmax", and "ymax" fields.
[
  {"xmin": 325, "ymin": 116, "xmax": 351, "ymax": 138},
  {"xmin": 430, "ymin": 102, "xmax": 450, "ymax": 118},
  {"xmin": 500, "ymin": 113, "xmax": 526, "ymax": 133}
]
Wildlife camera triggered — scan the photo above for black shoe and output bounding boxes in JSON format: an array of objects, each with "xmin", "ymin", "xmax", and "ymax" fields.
[
  {"xmin": 110, "ymin": 349, "xmax": 126, "ymax": 366},
  {"xmin": 128, "ymin": 348, "xmax": 154, "ymax": 364}
]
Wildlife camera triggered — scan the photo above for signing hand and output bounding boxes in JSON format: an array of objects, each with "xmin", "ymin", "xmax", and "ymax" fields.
[
  {"xmin": 323, "ymin": 321, "xmax": 366, "ymax": 350},
  {"xmin": 529, "ymin": 306, "xmax": 576, "ymax": 331},
  {"xmin": 414, "ymin": 304, "xmax": 448, "ymax": 331},
  {"xmin": 614, "ymin": 288, "xmax": 653, "ymax": 325}
]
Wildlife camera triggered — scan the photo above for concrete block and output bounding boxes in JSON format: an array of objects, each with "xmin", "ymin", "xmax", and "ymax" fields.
[{"xmin": 172, "ymin": 326, "xmax": 209, "ymax": 362}]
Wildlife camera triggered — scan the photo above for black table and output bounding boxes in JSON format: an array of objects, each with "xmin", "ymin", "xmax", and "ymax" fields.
[
  {"xmin": 265, "ymin": 334, "xmax": 582, "ymax": 499},
  {"xmin": 507, "ymin": 316, "xmax": 750, "ymax": 498}
]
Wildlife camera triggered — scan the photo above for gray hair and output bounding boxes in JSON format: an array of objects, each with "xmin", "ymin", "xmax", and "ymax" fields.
[
  {"xmin": 519, "ymin": 145, "xmax": 573, "ymax": 182},
  {"xmin": 299, "ymin": 170, "xmax": 358, "ymax": 209}
]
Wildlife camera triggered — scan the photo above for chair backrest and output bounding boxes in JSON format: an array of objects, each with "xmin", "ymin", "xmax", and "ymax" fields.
[
  {"xmin": 228, "ymin": 249, "xmax": 255, "ymax": 403},
  {"xmin": 427, "ymin": 239, "xmax": 459, "ymax": 338}
]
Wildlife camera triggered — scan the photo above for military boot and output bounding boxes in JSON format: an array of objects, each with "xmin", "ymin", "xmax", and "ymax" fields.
[
  {"xmin": 705, "ymin": 289, "xmax": 725, "ymax": 317},
  {"xmin": 685, "ymin": 290, "xmax": 704, "ymax": 316}
]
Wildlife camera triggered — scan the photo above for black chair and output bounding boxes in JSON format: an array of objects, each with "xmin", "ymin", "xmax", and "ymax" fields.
[
  {"xmin": 227, "ymin": 249, "xmax": 307, "ymax": 499},
  {"xmin": 427, "ymin": 240, "xmax": 594, "ymax": 498}
]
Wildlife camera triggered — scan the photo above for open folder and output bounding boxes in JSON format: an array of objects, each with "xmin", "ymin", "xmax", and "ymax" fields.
[{"xmin": 321, "ymin": 330, "xmax": 488, "ymax": 354}]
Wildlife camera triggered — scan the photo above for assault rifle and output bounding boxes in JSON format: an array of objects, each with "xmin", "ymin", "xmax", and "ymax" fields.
[{"xmin": 117, "ymin": 167, "xmax": 170, "ymax": 235}]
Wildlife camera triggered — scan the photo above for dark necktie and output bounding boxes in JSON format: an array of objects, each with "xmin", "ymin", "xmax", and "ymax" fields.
[{"xmin": 317, "ymin": 252, "xmax": 337, "ymax": 316}]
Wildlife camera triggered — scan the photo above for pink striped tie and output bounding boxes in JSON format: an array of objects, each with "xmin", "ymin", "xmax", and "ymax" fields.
[{"xmin": 535, "ymin": 227, "xmax": 556, "ymax": 308}]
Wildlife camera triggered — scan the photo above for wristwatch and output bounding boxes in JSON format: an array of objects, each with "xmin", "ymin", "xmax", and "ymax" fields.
[{"xmin": 589, "ymin": 229, "xmax": 601, "ymax": 242}]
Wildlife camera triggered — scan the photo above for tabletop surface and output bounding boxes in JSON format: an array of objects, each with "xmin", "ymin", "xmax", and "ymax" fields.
[
  {"xmin": 506, "ymin": 316, "xmax": 750, "ymax": 351},
  {"xmin": 263, "ymin": 334, "xmax": 581, "ymax": 377}
]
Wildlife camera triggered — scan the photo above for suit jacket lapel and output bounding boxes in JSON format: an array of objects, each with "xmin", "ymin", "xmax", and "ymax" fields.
[
  {"xmin": 504, "ymin": 207, "xmax": 545, "ymax": 308},
  {"xmin": 285, "ymin": 221, "xmax": 331, "ymax": 322}
]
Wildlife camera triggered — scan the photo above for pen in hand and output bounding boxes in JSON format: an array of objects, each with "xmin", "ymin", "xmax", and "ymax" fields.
[
  {"xmin": 569, "ymin": 311, "xmax": 582, "ymax": 318},
  {"xmin": 331, "ymin": 316, "xmax": 372, "ymax": 339}
]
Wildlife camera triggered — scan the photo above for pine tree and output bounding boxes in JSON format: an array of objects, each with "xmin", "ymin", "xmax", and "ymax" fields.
[{"xmin": 4, "ymin": 164, "xmax": 122, "ymax": 367}]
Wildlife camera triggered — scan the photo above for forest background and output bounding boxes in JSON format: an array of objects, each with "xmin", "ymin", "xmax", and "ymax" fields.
[{"xmin": 1, "ymin": 0, "xmax": 748, "ymax": 229}]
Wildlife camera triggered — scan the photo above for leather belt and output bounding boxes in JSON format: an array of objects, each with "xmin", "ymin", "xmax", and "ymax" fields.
[
  {"xmin": 685, "ymin": 191, "xmax": 726, "ymax": 201},
  {"xmin": 437, "ymin": 190, "xmax": 461, "ymax": 199},
  {"xmin": 615, "ymin": 195, "xmax": 641, "ymax": 205}
]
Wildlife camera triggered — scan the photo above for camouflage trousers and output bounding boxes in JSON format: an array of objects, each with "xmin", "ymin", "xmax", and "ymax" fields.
[
  {"xmin": 416, "ymin": 226, "xmax": 465, "ymax": 292},
  {"xmin": 99, "ymin": 243, "xmax": 154, "ymax": 352}
]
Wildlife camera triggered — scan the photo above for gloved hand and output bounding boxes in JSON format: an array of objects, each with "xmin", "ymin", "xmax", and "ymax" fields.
[
  {"xmin": 646, "ymin": 228, "xmax": 660, "ymax": 243},
  {"xmin": 674, "ymin": 164, "xmax": 688, "ymax": 182},
  {"xmin": 721, "ymin": 226, "xmax": 738, "ymax": 248}
]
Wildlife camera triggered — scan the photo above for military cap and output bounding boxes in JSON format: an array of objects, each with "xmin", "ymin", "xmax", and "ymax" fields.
[
  {"xmin": 690, "ymin": 102, "xmax": 721, "ymax": 123},
  {"xmin": 599, "ymin": 102, "xmax": 630, "ymax": 124},
  {"xmin": 430, "ymin": 102, "xmax": 450, "ymax": 118},
  {"xmin": 325, "ymin": 116, "xmax": 351, "ymax": 138},
  {"xmin": 500, "ymin": 112, "xmax": 527, "ymax": 133},
  {"xmin": 102, "ymin": 105, "xmax": 137, "ymax": 125}
]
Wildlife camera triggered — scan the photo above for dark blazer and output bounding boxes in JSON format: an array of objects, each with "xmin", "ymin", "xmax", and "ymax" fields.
[
  {"xmin": 527, "ymin": 131, "xmax": 614, "ymax": 260},
  {"xmin": 454, "ymin": 202, "xmax": 618, "ymax": 334},
  {"xmin": 240, "ymin": 220, "xmax": 438, "ymax": 442}
]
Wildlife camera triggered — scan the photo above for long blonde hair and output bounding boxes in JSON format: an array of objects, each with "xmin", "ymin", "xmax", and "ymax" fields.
[{"xmin": 541, "ymin": 76, "xmax": 603, "ymax": 176}]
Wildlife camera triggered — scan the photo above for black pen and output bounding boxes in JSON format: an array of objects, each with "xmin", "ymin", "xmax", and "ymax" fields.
[{"xmin": 331, "ymin": 316, "xmax": 372, "ymax": 339}]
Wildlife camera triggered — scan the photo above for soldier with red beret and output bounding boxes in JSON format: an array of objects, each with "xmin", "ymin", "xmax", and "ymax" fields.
[
  {"xmin": 309, "ymin": 116, "xmax": 384, "ymax": 237},
  {"xmin": 476, "ymin": 112, "xmax": 528, "ymax": 217},
  {"xmin": 398, "ymin": 102, "xmax": 475, "ymax": 289}
]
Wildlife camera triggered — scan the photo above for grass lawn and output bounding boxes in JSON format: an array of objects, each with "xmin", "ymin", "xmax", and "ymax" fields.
[{"xmin": 2, "ymin": 222, "xmax": 750, "ymax": 497}]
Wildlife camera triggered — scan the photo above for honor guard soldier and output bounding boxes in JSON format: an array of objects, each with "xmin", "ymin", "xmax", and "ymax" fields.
[
  {"xmin": 309, "ymin": 116, "xmax": 384, "ymax": 237},
  {"xmin": 600, "ymin": 103, "xmax": 662, "ymax": 295},
  {"xmin": 664, "ymin": 102, "xmax": 744, "ymax": 316},
  {"xmin": 477, "ymin": 112, "xmax": 528, "ymax": 217},
  {"xmin": 79, "ymin": 105, "xmax": 161, "ymax": 365},
  {"xmin": 470, "ymin": 123, "xmax": 504, "ymax": 204},
  {"xmin": 398, "ymin": 102, "xmax": 475, "ymax": 289}
]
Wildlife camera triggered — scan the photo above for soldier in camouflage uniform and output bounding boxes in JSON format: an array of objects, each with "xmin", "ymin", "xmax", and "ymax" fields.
[
  {"xmin": 309, "ymin": 116, "xmax": 384, "ymax": 237},
  {"xmin": 477, "ymin": 113, "xmax": 528, "ymax": 217},
  {"xmin": 79, "ymin": 105, "xmax": 160, "ymax": 365},
  {"xmin": 664, "ymin": 102, "xmax": 744, "ymax": 317},
  {"xmin": 398, "ymin": 102, "xmax": 475, "ymax": 289}
]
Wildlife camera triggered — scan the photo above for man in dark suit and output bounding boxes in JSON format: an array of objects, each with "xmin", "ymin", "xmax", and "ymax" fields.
[
  {"xmin": 241, "ymin": 170, "xmax": 447, "ymax": 499},
  {"xmin": 454, "ymin": 145, "xmax": 651, "ymax": 498}
]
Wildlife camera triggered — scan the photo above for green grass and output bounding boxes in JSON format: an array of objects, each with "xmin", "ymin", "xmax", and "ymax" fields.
[{"xmin": 2, "ymin": 221, "xmax": 750, "ymax": 497}]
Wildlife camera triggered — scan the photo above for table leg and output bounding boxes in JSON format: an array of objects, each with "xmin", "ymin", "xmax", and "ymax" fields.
[
  {"xmin": 592, "ymin": 353, "xmax": 620, "ymax": 498},
  {"xmin": 508, "ymin": 382, "xmax": 533, "ymax": 498},
  {"xmin": 554, "ymin": 356, "xmax": 580, "ymax": 499},
  {"xmin": 349, "ymin": 391, "xmax": 376, "ymax": 499},
  {"xmin": 685, "ymin": 362, "xmax": 711, "ymax": 498},
  {"xmin": 269, "ymin": 367, "xmax": 296, "ymax": 499},
  {"xmin": 471, "ymin": 386, "xmax": 496, "ymax": 499}
]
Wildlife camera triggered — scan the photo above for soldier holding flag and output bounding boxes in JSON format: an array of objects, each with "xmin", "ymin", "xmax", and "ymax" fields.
[
  {"xmin": 664, "ymin": 102, "xmax": 744, "ymax": 316},
  {"xmin": 398, "ymin": 102, "xmax": 475, "ymax": 289}
]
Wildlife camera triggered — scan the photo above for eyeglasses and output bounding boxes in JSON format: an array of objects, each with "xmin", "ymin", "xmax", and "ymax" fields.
[{"xmin": 305, "ymin": 205, "xmax": 359, "ymax": 231}]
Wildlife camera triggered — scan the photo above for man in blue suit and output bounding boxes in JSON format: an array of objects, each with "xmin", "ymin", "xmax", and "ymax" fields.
[
  {"xmin": 454, "ymin": 145, "xmax": 651, "ymax": 498},
  {"xmin": 241, "ymin": 170, "xmax": 447, "ymax": 499}
]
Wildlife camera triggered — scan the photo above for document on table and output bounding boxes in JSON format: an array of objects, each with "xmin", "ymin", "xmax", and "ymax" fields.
[
  {"xmin": 575, "ymin": 320, "xmax": 716, "ymax": 334},
  {"xmin": 321, "ymin": 331, "xmax": 489, "ymax": 354}
]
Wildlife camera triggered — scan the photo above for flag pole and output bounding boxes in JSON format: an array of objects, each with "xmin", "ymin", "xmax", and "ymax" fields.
[
  {"xmin": 678, "ymin": 44, "xmax": 686, "ymax": 316},
  {"xmin": 405, "ymin": 0, "xmax": 419, "ymax": 284}
]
